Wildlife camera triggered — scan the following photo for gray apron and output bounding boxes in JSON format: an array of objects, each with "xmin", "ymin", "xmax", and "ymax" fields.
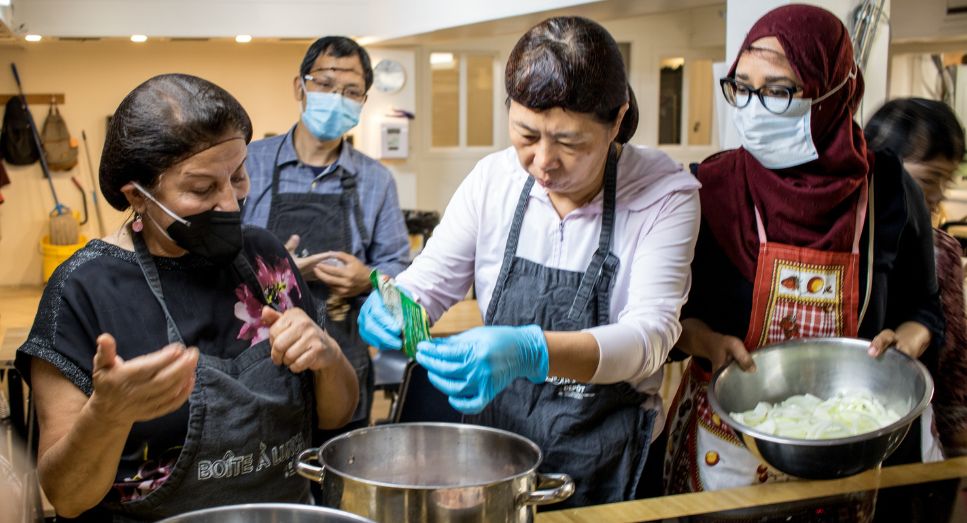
[
  {"xmin": 103, "ymin": 231, "xmax": 313, "ymax": 522},
  {"xmin": 263, "ymin": 131, "xmax": 373, "ymax": 430},
  {"xmin": 466, "ymin": 144, "xmax": 656, "ymax": 508}
]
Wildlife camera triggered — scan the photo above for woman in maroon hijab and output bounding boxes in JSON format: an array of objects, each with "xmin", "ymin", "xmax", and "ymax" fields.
[{"xmin": 662, "ymin": 4, "xmax": 943, "ymax": 514}]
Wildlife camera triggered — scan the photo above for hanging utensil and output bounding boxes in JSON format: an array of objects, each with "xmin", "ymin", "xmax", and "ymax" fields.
[
  {"xmin": 80, "ymin": 130, "xmax": 106, "ymax": 236},
  {"xmin": 70, "ymin": 176, "xmax": 89, "ymax": 226},
  {"xmin": 10, "ymin": 62, "xmax": 78, "ymax": 245}
]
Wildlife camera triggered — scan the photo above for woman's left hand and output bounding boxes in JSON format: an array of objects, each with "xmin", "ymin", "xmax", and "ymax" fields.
[
  {"xmin": 868, "ymin": 321, "xmax": 932, "ymax": 359},
  {"xmin": 262, "ymin": 306, "xmax": 342, "ymax": 373},
  {"xmin": 415, "ymin": 325, "xmax": 549, "ymax": 414}
]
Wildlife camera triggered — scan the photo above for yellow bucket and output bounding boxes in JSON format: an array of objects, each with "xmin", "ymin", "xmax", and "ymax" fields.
[{"xmin": 40, "ymin": 234, "xmax": 88, "ymax": 282}]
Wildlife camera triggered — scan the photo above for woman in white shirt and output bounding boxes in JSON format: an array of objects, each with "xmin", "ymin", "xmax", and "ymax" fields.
[{"xmin": 358, "ymin": 16, "xmax": 700, "ymax": 507}]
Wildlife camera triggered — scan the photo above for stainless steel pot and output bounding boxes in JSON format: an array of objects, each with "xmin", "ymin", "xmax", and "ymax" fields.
[
  {"xmin": 157, "ymin": 503, "xmax": 375, "ymax": 522},
  {"xmin": 708, "ymin": 337, "xmax": 934, "ymax": 479},
  {"xmin": 296, "ymin": 423, "xmax": 574, "ymax": 522}
]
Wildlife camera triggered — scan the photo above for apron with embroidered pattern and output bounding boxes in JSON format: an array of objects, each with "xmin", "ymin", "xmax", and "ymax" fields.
[{"xmin": 665, "ymin": 179, "xmax": 870, "ymax": 497}]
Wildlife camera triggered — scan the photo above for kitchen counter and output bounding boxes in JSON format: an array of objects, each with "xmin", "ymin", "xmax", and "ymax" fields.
[
  {"xmin": 429, "ymin": 299, "xmax": 483, "ymax": 337},
  {"xmin": 537, "ymin": 457, "xmax": 967, "ymax": 522}
]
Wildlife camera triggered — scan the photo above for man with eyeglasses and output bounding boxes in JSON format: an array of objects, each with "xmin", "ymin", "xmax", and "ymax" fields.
[{"xmin": 242, "ymin": 36, "xmax": 410, "ymax": 444}]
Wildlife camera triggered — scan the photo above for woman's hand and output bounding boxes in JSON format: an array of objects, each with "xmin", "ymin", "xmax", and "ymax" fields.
[
  {"xmin": 869, "ymin": 321, "xmax": 932, "ymax": 358},
  {"xmin": 678, "ymin": 318, "xmax": 756, "ymax": 372},
  {"xmin": 88, "ymin": 333, "xmax": 198, "ymax": 427},
  {"xmin": 262, "ymin": 306, "xmax": 359, "ymax": 429},
  {"xmin": 358, "ymin": 290, "xmax": 403, "ymax": 350},
  {"xmin": 415, "ymin": 325, "xmax": 549, "ymax": 414},
  {"xmin": 261, "ymin": 306, "xmax": 342, "ymax": 373}
]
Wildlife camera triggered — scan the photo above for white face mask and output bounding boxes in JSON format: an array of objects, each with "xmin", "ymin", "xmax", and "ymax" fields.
[{"xmin": 731, "ymin": 70, "xmax": 855, "ymax": 169}]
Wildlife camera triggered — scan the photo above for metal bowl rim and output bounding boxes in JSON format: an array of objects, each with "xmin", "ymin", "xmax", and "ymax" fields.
[
  {"xmin": 706, "ymin": 337, "xmax": 935, "ymax": 447},
  {"xmin": 316, "ymin": 422, "xmax": 544, "ymax": 490},
  {"xmin": 159, "ymin": 503, "xmax": 376, "ymax": 522}
]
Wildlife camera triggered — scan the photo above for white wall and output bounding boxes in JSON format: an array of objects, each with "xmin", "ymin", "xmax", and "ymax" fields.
[{"xmin": 354, "ymin": 47, "xmax": 419, "ymax": 210}]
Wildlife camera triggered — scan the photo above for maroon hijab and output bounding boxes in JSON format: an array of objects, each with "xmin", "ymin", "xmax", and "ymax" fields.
[{"xmin": 700, "ymin": 4, "xmax": 873, "ymax": 281}]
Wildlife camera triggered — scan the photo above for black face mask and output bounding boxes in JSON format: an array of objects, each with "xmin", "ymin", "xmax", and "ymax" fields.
[
  {"xmin": 135, "ymin": 182, "xmax": 244, "ymax": 266},
  {"xmin": 165, "ymin": 209, "xmax": 243, "ymax": 266}
]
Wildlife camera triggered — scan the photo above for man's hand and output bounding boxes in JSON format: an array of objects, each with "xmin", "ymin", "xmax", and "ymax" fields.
[
  {"xmin": 284, "ymin": 234, "xmax": 335, "ymax": 282},
  {"xmin": 313, "ymin": 251, "xmax": 372, "ymax": 298}
]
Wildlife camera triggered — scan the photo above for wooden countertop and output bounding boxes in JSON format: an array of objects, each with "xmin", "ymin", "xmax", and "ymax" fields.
[
  {"xmin": 538, "ymin": 457, "xmax": 967, "ymax": 522},
  {"xmin": 429, "ymin": 299, "xmax": 483, "ymax": 337}
]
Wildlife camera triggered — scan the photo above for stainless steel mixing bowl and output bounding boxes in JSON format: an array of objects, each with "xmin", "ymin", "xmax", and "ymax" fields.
[
  {"xmin": 158, "ymin": 503, "xmax": 375, "ymax": 522},
  {"xmin": 707, "ymin": 337, "xmax": 933, "ymax": 479}
]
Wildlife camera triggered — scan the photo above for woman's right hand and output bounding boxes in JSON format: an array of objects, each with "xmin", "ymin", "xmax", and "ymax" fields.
[
  {"xmin": 358, "ymin": 291, "xmax": 403, "ymax": 351},
  {"xmin": 679, "ymin": 319, "xmax": 756, "ymax": 372},
  {"xmin": 88, "ymin": 333, "xmax": 199, "ymax": 427}
]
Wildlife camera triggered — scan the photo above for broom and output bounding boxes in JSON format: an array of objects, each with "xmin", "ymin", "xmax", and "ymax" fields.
[{"xmin": 11, "ymin": 63, "xmax": 78, "ymax": 245}]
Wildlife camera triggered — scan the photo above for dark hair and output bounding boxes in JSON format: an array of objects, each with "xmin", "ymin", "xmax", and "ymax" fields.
[
  {"xmin": 505, "ymin": 16, "xmax": 638, "ymax": 143},
  {"xmin": 300, "ymin": 36, "xmax": 374, "ymax": 92},
  {"xmin": 865, "ymin": 98, "xmax": 965, "ymax": 165},
  {"xmin": 100, "ymin": 74, "xmax": 253, "ymax": 211}
]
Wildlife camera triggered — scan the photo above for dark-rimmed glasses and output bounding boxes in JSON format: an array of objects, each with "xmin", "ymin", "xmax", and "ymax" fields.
[{"xmin": 720, "ymin": 78, "xmax": 803, "ymax": 115}]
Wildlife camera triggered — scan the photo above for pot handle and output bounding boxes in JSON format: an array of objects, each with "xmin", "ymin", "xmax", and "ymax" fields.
[
  {"xmin": 517, "ymin": 473, "xmax": 575, "ymax": 506},
  {"xmin": 296, "ymin": 448, "xmax": 325, "ymax": 482}
]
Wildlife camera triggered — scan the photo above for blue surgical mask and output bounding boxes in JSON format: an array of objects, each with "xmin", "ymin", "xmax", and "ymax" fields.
[
  {"xmin": 731, "ymin": 70, "xmax": 854, "ymax": 169},
  {"xmin": 300, "ymin": 83, "xmax": 362, "ymax": 141}
]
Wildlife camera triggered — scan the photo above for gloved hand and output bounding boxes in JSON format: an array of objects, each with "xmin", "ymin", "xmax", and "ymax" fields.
[
  {"xmin": 358, "ymin": 290, "xmax": 402, "ymax": 351},
  {"xmin": 415, "ymin": 325, "xmax": 549, "ymax": 414}
]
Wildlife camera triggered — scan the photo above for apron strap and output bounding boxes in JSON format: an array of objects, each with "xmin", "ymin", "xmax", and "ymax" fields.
[
  {"xmin": 858, "ymin": 175, "xmax": 875, "ymax": 327},
  {"xmin": 566, "ymin": 143, "xmax": 620, "ymax": 321},
  {"xmin": 752, "ymin": 179, "xmax": 869, "ymax": 252},
  {"xmin": 339, "ymin": 170, "xmax": 372, "ymax": 246},
  {"xmin": 132, "ymin": 228, "xmax": 185, "ymax": 346},
  {"xmin": 485, "ymin": 175, "xmax": 535, "ymax": 324}
]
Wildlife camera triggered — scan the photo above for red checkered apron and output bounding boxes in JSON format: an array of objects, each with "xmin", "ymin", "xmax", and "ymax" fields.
[{"xmin": 665, "ymin": 180, "xmax": 869, "ymax": 496}]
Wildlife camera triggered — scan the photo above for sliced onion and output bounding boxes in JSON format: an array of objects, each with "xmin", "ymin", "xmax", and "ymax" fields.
[{"xmin": 730, "ymin": 390, "xmax": 902, "ymax": 439}]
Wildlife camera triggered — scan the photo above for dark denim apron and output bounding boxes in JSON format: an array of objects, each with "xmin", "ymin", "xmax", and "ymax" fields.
[
  {"xmin": 101, "ymin": 232, "xmax": 313, "ymax": 521},
  {"xmin": 466, "ymin": 144, "xmax": 656, "ymax": 508},
  {"xmin": 263, "ymin": 131, "xmax": 373, "ymax": 430}
]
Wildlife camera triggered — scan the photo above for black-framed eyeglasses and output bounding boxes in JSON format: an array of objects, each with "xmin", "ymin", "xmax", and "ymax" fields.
[
  {"xmin": 720, "ymin": 78, "xmax": 803, "ymax": 115},
  {"xmin": 303, "ymin": 73, "xmax": 367, "ymax": 103}
]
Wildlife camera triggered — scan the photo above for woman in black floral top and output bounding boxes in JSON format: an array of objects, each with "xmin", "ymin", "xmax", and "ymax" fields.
[{"xmin": 15, "ymin": 74, "xmax": 358, "ymax": 522}]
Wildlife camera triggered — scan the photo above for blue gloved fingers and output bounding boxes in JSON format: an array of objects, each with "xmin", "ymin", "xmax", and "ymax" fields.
[
  {"xmin": 423, "ymin": 367, "xmax": 474, "ymax": 397},
  {"xmin": 414, "ymin": 351, "xmax": 468, "ymax": 379},
  {"xmin": 416, "ymin": 336, "xmax": 471, "ymax": 362},
  {"xmin": 358, "ymin": 292, "xmax": 403, "ymax": 350},
  {"xmin": 358, "ymin": 309, "xmax": 403, "ymax": 350},
  {"xmin": 415, "ymin": 340, "xmax": 472, "ymax": 378},
  {"xmin": 448, "ymin": 394, "xmax": 488, "ymax": 414}
]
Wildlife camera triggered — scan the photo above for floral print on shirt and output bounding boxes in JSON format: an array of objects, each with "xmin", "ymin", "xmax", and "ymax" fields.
[{"xmin": 234, "ymin": 255, "xmax": 302, "ymax": 345}]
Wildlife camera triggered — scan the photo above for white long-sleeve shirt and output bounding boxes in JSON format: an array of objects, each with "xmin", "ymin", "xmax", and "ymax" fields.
[{"xmin": 396, "ymin": 145, "xmax": 701, "ymax": 405}]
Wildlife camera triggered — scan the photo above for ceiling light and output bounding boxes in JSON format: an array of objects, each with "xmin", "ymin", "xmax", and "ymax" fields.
[
  {"xmin": 130, "ymin": 34, "xmax": 148, "ymax": 43},
  {"xmin": 235, "ymin": 35, "xmax": 252, "ymax": 43},
  {"xmin": 24, "ymin": 34, "xmax": 42, "ymax": 42}
]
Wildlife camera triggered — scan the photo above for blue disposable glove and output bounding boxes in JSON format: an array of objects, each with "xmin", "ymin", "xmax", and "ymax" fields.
[
  {"xmin": 357, "ymin": 290, "xmax": 403, "ymax": 351},
  {"xmin": 414, "ymin": 325, "xmax": 549, "ymax": 414}
]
